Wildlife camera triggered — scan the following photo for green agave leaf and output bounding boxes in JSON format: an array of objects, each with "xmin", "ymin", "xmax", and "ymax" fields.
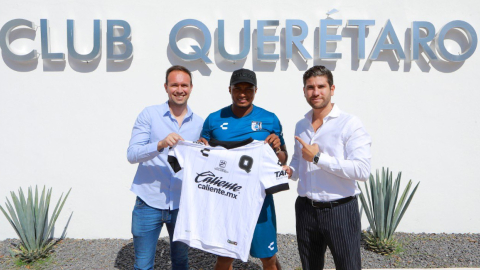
[
  {"xmin": 372, "ymin": 170, "xmax": 382, "ymax": 239},
  {"xmin": 10, "ymin": 190, "xmax": 33, "ymax": 251},
  {"xmin": 383, "ymin": 170, "xmax": 392, "ymax": 231},
  {"xmin": 39, "ymin": 188, "xmax": 52, "ymax": 244},
  {"xmin": 358, "ymin": 186, "xmax": 376, "ymax": 234},
  {"xmin": 390, "ymin": 180, "xmax": 413, "ymax": 234},
  {"xmin": 366, "ymin": 175, "xmax": 374, "ymax": 216},
  {"xmin": 41, "ymin": 188, "xmax": 55, "ymax": 248},
  {"xmin": 25, "ymin": 187, "xmax": 36, "ymax": 250},
  {"xmin": 392, "ymin": 181, "xmax": 420, "ymax": 233},
  {"xmin": 382, "ymin": 168, "xmax": 388, "ymax": 205},
  {"xmin": 385, "ymin": 175, "xmax": 401, "ymax": 239},
  {"xmin": 377, "ymin": 173, "xmax": 385, "ymax": 240},
  {"xmin": 35, "ymin": 186, "xmax": 47, "ymax": 249},
  {"xmin": 3, "ymin": 199, "xmax": 27, "ymax": 245},
  {"xmin": 371, "ymin": 172, "xmax": 378, "ymax": 229},
  {"xmin": 42, "ymin": 188, "xmax": 71, "ymax": 248},
  {"xmin": 60, "ymin": 212, "xmax": 74, "ymax": 239},
  {"xmin": 371, "ymin": 171, "xmax": 378, "ymax": 207},
  {"xmin": 0, "ymin": 204, "xmax": 23, "ymax": 241},
  {"xmin": 387, "ymin": 174, "xmax": 401, "ymax": 238},
  {"xmin": 393, "ymin": 172, "xmax": 401, "ymax": 214},
  {"xmin": 18, "ymin": 188, "xmax": 27, "ymax": 212},
  {"xmin": 361, "ymin": 178, "xmax": 377, "ymax": 234}
]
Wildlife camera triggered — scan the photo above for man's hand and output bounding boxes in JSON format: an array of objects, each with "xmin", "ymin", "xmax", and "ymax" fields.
[
  {"xmin": 197, "ymin": 137, "xmax": 209, "ymax": 146},
  {"xmin": 157, "ymin": 133, "xmax": 184, "ymax": 151},
  {"xmin": 295, "ymin": 136, "xmax": 319, "ymax": 162},
  {"xmin": 265, "ymin": 134, "xmax": 281, "ymax": 152},
  {"xmin": 282, "ymin": 165, "xmax": 293, "ymax": 179}
]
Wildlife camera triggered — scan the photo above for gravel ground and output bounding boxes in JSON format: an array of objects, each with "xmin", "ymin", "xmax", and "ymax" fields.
[{"xmin": 0, "ymin": 233, "xmax": 479, "ymax": 269}]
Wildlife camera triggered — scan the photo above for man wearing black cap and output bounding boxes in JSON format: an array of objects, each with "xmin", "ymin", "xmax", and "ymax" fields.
[{"xmin": 199, "ymin": 68, "xmax": 287, "ymax": 270}]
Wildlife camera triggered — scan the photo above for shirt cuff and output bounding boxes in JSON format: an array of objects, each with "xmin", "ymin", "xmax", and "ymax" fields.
[
  {"xmin": 290, "ymin": 166, "xmax": 299, "ymax": 181},
  {"xmin": 315, "ymin": 152, "xmax": 334, "ymax": 169},
  {"xmin": 148, "ymin": 141, "xmax": 161, "ymax": 153}
]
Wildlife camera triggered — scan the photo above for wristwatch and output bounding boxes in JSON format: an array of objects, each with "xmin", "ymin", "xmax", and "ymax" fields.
[{"xmin": 313, "ymin": 151, "xmax": 321, "ymax": 164}]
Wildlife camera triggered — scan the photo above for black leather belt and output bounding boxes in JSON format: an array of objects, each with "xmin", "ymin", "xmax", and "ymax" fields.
[{"xmin": 304, "ymin": 196, "xmax": 355, "ymax": 209}]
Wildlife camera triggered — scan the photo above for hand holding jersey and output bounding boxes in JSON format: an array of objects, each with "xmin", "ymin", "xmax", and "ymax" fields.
[
  {"xmin": 168, "ymin": 140, "xmax": 289, "ymax": 262},
  {"xmin": 157, "ymin": 132, "xmax": 184, "ymax": 151},
  {"xmin": 264, "ymin": 133, "xmax": 281, "ymax": 152},
  {"xmin": 198, "ymin": 137, "xmax": 209, "ymax": 146}
]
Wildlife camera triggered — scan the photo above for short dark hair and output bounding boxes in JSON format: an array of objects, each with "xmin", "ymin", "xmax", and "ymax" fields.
[
  {"xmin": 303, "ymin": 65, "xmax": 333, "ymax": 87},
  {"xmin": 165, "ymin": 65, "xmax": 192, "ymax": 85}
]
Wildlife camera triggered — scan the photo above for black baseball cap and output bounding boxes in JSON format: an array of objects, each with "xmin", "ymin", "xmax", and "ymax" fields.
[{"xmin": 230, "ymin": 68, "xmax": 257, "ymax": 87}]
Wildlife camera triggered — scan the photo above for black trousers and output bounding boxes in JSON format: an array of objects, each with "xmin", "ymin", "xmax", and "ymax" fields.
[{"xmin": 295, "ymin": 196, "xmax": 361, "ymax": 270}]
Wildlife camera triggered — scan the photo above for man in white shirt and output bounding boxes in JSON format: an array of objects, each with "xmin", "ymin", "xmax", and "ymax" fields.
[{"xmin": 284, "ymin": 65, "xmax": 371, "ymax": 270}]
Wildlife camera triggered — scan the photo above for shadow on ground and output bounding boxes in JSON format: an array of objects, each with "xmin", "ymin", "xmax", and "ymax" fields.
[{"xmin": 114, "ymin": 239, "xmax": 261, "ymax": 270}]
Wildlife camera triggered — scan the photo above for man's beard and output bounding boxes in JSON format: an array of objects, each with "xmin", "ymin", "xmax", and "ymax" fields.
[{"xmin": 308, "ymin": 95, "xmax": 331, "ymax": 109}]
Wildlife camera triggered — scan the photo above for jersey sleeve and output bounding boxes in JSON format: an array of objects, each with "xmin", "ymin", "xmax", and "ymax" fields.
[
  {"xmin": 168, "ymin": 142, "xmax": 189, "ymax": 173},
  {"xmin": 272, "ymin": 114, "xmax": 285, "ymax": 146},
  {"xmin": 200, "ymin": 114, "xmax": 212, "ymax": 141},
  {"xmin": 260, "ymin": 144, "xmax": 289, "ymax": 194}
]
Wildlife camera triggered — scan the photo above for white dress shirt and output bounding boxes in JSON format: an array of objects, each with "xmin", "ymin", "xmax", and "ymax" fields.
[{"xmin": 289, "ymin": 104, "xmax": 372, "ymax": 202}]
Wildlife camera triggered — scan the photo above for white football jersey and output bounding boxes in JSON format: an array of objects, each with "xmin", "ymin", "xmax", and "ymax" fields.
[{"xmin": 168, "ymin": 139, "xmax": 289, "ymax": 262}]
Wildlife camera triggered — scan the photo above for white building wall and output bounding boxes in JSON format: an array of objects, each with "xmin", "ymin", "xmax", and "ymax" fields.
[{"xmin": 1, "ymin": 0, "xmax": 479, "ymax": 239}]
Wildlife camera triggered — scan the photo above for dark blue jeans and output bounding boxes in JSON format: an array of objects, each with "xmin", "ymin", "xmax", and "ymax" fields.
[{"xmin": 131, "ymin": 197, "xmax": 189, "ymax": 270}]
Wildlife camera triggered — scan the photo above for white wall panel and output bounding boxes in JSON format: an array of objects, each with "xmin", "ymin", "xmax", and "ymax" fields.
[{"xmin": 1, "ymin": 0, "xmax": 479, "ymax": 239}]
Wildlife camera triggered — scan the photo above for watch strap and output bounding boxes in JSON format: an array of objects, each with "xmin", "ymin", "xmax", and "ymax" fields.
[{"xmin": 313, "ymin": 151, "xmax": 321, "ymax": 164}]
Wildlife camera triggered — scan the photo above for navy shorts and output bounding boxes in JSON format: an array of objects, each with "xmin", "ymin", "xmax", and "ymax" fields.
[{"xmin": 249, "ymin": 194, "xmax": 278, "ymax": 258}]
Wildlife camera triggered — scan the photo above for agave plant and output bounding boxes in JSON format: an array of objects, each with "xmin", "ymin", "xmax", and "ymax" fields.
[
  {"xmin": 358, "ymin": 168, "xmax": 419, "ymax": 255},
  {"xmin": 0, "ymin": 186, "xmax": 72, "ymax": 263}
]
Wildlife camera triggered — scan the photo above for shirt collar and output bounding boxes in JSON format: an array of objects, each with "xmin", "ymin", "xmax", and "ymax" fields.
[
  {"xmin": 162, "ymin": 101, "xmax": 194, "ymax": 122},
  {"xmin": 304, "ymin": 104, "xmax": 341, "ymax": 122}
]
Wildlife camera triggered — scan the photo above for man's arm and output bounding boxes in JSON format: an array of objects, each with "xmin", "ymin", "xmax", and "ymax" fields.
[
  {"xmin": 296, "ymin": 119, "xmax": 371, "ymax": 181},
  {"xmin": 316, "ymin": 123, "xmax": 371, "ymax": 181},
  {"xmin": 268, "ymin": 114, "xmax": 288, "ymax": 164},
  {"xmin": 277, "ymin": 145, "xmax": 288, "ymax": 165},
  {"xmin": 127, "ymin": 109, "xmax": 183, "ymax": 164},
  {"xmin": 265, "ymin": 134, "xmax": 288, "ymax": 165},
  {"xmin": 127, "ymin": 109, "xmax": 160, "ymax": 164}
]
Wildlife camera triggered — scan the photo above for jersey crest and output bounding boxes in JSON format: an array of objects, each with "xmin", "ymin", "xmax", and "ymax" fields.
[{"xmin": 251, "ymin": 121, "xmax": 262, "ymax": 131}]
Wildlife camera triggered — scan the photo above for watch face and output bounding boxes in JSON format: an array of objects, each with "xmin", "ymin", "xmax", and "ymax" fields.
[{"xmin": 314, "ymin": 156, "xmax": 319, "ymax": 163}]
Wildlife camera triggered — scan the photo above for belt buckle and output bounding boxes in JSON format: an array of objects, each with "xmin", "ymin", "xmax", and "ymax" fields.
[
  {"xmin": 310, "ymin": 198, "xmax": 322, "ymax": 208},
  {"xmin": 323, "ymin": 201, "xmax": 333, "ymax": 209},
  {"xmin": 310, "ymin": 199, "xmax": 332, "ymax": 209}
]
